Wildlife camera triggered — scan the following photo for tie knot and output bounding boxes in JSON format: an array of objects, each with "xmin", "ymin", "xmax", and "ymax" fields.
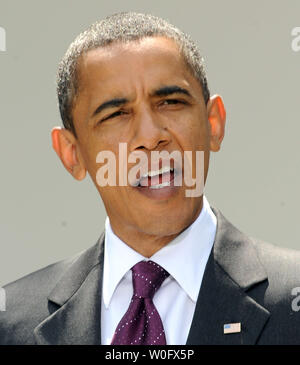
[{"xmin": 131, "ymin": 260, "xmax": 169, "ymax": 299}]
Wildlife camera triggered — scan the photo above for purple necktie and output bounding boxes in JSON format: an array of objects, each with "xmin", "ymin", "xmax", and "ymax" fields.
[{"xmin": 111, "ymin": 260, "xmax": 170, "ymax": 345}]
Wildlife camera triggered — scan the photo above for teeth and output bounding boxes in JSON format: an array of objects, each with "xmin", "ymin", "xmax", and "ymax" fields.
[
  {"xmin": 149, "ymin": 181, "xmax": 171, "ymax": 189},
  {"xmin": 141, "ymin": 166, "xmax": 174, "ymax": 178}
]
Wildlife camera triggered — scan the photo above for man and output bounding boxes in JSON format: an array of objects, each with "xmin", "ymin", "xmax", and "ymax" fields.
[{"xmin": 1, "ymin": 12, "xmax": 300, "ymax": 345}]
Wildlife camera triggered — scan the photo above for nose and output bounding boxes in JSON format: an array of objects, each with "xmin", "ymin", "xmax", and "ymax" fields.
[{"xmin": 129, "ymin": 105, "xmax": 172, "ymax": 152}]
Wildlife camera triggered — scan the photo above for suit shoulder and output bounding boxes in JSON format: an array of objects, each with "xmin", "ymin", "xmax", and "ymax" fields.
[
  {"xmin": 251, "ymin": 238, "xmax": 300, "ymax": 302},
  {"xmin": 252, "ymin": 238, "xmax": 300, "ymax": 274},
  {"xmin": 0, "ymin": 252, "xmax": 80, "ymax": 344},
  {"xmin": 3, "ymin": 252, "xmax": 80, "ymax": 295}
]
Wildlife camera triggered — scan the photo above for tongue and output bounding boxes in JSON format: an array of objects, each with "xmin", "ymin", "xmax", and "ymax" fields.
[{"xmin": 139, "ymin": 171, "xmax": 174, "ymax": 187}]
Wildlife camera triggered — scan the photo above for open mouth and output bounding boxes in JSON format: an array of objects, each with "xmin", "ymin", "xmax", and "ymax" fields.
[
  {"xmin": 137, "ymin": 166, "xmax": 175, "ymax": 189},
  {"xmin": 132, "ymin": 165, "xmax": 181, "ymax": 200}
]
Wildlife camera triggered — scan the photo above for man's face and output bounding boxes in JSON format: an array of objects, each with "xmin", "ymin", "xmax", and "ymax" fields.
[{"xmin": 72, "ymin": 36, "xmax": 212, "ymax": 240}]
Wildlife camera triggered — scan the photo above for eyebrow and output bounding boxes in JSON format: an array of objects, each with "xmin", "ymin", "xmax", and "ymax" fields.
[
  {"xmin": 152, "ymin": 85, "xmax": 192, "ymax": 98},
  {"xmin": 92, "ymin": 97, "xmax": 128, "ymax": 118}
]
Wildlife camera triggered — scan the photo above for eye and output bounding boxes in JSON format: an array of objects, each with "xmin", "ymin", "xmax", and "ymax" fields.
[
  {"xmin": 100, "ymin": 110, "xmax": 126, "ymax": 123},
  {"xmin": 160, "ymin": 99, "xmax": 187, "ymax": 107},
  {"xmin": 162, "ymin": 99, "xmax": 182, "ymax": 105}
]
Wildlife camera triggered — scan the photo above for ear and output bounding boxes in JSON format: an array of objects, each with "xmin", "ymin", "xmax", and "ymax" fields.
[
  {"xmin": 51, "ymin": 127, "xmax": 86, "ymax": 180},
  {"xmin": 207, "ymin": 95, "xmax": 226, "ymax": 152}
]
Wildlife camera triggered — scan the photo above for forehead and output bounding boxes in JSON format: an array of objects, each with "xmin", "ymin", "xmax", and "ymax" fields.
[{"xmin": 76, "ymin": 37, "xmax": 195, "ymax": 95}]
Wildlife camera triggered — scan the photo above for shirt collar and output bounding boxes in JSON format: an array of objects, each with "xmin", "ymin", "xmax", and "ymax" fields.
[{"xmin": 102, "ymin": 195, "xmax": 217, "ymax": 308}]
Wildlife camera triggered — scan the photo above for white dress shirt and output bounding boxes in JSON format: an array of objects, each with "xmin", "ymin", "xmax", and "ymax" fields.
[{"xmin": 101, "ymin": 195, "xmax": 217, "ymax": 345}]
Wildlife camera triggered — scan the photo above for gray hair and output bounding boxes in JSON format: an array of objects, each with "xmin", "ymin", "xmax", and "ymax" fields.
[{"xmin": 56, "ymin": 12, "xmax": 210, "ymax": 136}]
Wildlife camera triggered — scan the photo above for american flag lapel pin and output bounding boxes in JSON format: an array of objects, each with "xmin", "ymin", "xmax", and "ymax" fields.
[{"xmin": 223, "ymin": 322, "xmax": 241, "ymax": 334}]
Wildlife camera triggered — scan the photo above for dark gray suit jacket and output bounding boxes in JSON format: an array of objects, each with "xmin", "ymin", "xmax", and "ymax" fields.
[{"xmin": 1, "ymin": 207, "xmax": 300, "ymax": 345}]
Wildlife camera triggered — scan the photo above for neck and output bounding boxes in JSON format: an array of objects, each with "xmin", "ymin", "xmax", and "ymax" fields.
[{"xmin": 108, "ymin": 201, "xmax": 203, "ymax": 258}]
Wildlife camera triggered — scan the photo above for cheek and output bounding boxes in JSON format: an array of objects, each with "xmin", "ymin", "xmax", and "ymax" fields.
[
  {"xmin": 189, "ymin": 110, "xmax": 210, "ymax": 148},
  {"xmin": 172, "ymin": 113, "xmax": 209, "ymax": 152},
  {"xmin": 82, "ymin": 148, "xmax": 98, "ymax": 182},
  {"xmin": 79, "ymin": 134, "xmax": 123, "ymax": 188},
  {"xmin": 77, "ymin": 136, "xmax": 102, "ymax": 180},
  {"xmin": 195, "ymin": 122, "xmax": 210, "ymax": 150}
]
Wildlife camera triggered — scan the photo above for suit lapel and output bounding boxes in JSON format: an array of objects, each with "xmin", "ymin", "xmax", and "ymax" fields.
[
  {"xmin": 34, "ymin": 233, "xmax": 105, "ymax": 345},
  {"xmin": 186, "ymin": 207, "xmax": 270, "ymax": 345}
]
